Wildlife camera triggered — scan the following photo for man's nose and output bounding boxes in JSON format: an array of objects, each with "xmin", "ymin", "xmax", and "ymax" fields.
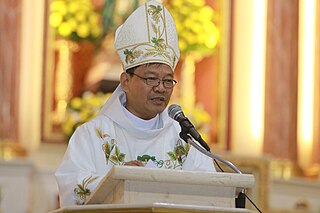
[{"xmin": 153, "ymin": 81, "xmax": 166, "ymax": 92}]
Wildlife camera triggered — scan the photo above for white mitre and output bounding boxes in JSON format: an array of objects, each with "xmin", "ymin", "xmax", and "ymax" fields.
[{"xmin": 114, "ymin": 0, "xmax": 180, "ymax": 71}]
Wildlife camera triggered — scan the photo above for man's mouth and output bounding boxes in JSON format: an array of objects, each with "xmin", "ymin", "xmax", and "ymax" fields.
[{"xmin": 150, "ymin": 96, "xmax": 166, "ymax": 102}]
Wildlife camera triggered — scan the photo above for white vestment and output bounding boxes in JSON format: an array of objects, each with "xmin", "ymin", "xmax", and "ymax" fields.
[{"xmin": 55, "ymin": 85, "xmax": 216, "ymax": 207}]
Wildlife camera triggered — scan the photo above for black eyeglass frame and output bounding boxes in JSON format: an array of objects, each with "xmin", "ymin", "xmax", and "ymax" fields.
[{"xmin": 130, "ymin": 73, "xmax": 177, "ymax": 89}]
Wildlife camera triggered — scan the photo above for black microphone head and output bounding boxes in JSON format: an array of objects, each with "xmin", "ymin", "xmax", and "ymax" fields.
[{"xmin": 168, "ymin": 104, "xmax": 182, "ymax": 120}]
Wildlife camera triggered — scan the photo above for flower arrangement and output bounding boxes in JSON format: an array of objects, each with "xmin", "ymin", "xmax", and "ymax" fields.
[
  {"xmin": 164, "ymin": 0, "xmax": 219, "ymax": 57},
  {"xmin": 62, "ymin": 92, "xmax": 111, "ymax": 140},
  {"xmin": 49, "ymin": 0, "xmax": 103, "ymax": 43}
]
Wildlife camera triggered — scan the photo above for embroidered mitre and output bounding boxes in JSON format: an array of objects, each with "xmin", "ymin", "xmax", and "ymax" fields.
[{"xmin": 114, "ymin": 0, "xmax": 180, "ymax": 71}]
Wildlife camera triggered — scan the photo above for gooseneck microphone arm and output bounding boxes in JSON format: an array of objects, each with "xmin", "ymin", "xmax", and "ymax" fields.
[
  {"xmin": 179, "ymin": 131, "xmax": 242, "ymax": 174},
  {"xmin": 169, "ymin": 104, "xmax": 247, "ymax": 209},
  {"xmin": 168, "ymin": 104, "xmax": 242, "ymax": 174},
  {"xmin": 168, "ymin": 104, "xmax": 243, "ymax": 174},
  {"xmin": 179, "ymin": 129, "xmax": 246, "ymax": 209}
]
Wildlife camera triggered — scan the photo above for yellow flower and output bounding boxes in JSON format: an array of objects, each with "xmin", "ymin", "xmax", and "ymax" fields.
[
  {"xmin": 199, "ymin": 6, "xmax": 214, "ymax": 20},
  {"xmin": 88, "ymin": 13, "xmax": 99, "ymax": 24},
  {"xmin": 178, "ymin": 39, "xmax": 187, "ymax": 52},
  {"xmin": 91, "ymin": 26, "xmax": 101, "ymax": 38},
  {"xmin": 67, "ymin": 18, "xmax": 77, "ymax": 31},
  {"xmin": 164, "ymin": 0, "xmax": 219, "ymax": 57},
  {"xmin": 62, "ymin": 115, "xmax": 76, "ymax": 137},
  {"xmin": 50, "ymin": 0, "xmax": 67, "ymax": 15},
  {"xmin": 75, "ymin": 11, "xmax": 87, "ymax": 22},
  {"xmin": 192, "ymin": 0, "xmax": 205, "ymax": 7},
  {"xmin": 77, "ymin": 23, "xmax": 90, "ymax": 38},
  {"xmin": 68, "ymin": 2, "xmax": 80, "ymax": 14},
  {"xmin": 58, "ymin": 22, "xmax": 72, "ymax": 37},
  {"xmin": 179, "ymin": 6, "xmax": 190, "ymax": 16},
  {"xmin": 50, "ymin": 0, "xmax": 102, "ymax": 41},
  {"xmin": 79, "ymin": 108, "xmax": 93, "ymax": 121},
  {"xmin": 171, "ymin": 0, "xmax": 184, "ymax": 7},
  {"xmin": 190, "ymin": 23, "xmax": 202, "ymax": 34},
  {"xmin": 70, "ymin": 97, "xmax": 82, "ymax": 110},
  {"xmin": 49, "ymin": 12, "xmax": 63, "ymax": 28},
  {"xmin": 63, "ymin": 92, "xmax": 112, "ymax": 140},
  {"xmin": 206, "ymin": 34, "xmax": 219, "ymax": 49}
]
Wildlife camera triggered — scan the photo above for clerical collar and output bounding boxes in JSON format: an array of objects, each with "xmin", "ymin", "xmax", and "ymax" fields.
[{"xmin": 120, "ymin": 93, "xmax": 161, "ymax": 130}]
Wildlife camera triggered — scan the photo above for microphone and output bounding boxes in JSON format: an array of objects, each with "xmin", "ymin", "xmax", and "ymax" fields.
[
  {"xmin": 168, "ymin": 104, "xmax": 262, "ymax": 212},
  {"xmin": 168, "ymin": 104, "xmax": 245, "ymax": 208},
  {"xmin": 168, "ymin": 104, "xmax": 211, "ymax": 152}
]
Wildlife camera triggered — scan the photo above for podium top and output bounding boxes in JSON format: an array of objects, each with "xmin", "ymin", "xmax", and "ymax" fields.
[
  {"xmin": 99, "ymin": 166, "xmax": 254, "ymax": 187},
  {"xmin": 86, "ymin": 166, "xmax": 255, "ymax": 205},
  {"xmin": 52, "ymin": 202, "xmax": 258, "ymax": 213}
]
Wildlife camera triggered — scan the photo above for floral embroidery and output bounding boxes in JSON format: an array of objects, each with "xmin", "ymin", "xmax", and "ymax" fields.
[
  {"xmin": 136, "ymin": 139, "xmax": 189, "ymax": 169},
  {"xmin": 102, "ymin": 139, "xmax": 114, "ymax": 163},
  {"xmin": 96, "ymin": 128, "xmax": 126, "ymax": 165},
  {"xmin": 148, "ymin": 5, "xmax": 162, "ymax": 24},
  {"xmin": 166, "ymin": 139, "xmax": 189, "ymax": 169},
  {"xmin": 124, "ymin": 49, "xmax": 143, "ymax": 64},
  {"xmin": 109, "ymin": 146, "xmax": 126, "ymax": 164},
  {"xmin": 74, "ymin": 176, "xmax": 98, "ymax": 205},
  {"xmin": 168, "ymin": 140, "xmax": 189, "ymax": 162},
  {"xmin": 95, "ymin": 128, "xmax": 189, "ymax": 169},
  {"xmin": 123, "ymin": 4, "xmax": 176, "ymax": 67}
]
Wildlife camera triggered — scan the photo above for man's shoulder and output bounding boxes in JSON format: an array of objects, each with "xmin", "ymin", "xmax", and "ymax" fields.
[{"xmin": 80, "ymin": 114, "xmax": 115, "ymax": 131}]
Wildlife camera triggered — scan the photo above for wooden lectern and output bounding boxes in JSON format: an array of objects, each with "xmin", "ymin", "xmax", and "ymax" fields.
[{"xmin": 52, "ymin": 166, "xmax": 257, "ymax": 213}]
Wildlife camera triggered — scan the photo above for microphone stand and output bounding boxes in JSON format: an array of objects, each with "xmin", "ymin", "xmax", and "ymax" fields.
[{"xmin": 179, "ymin": 130, "xmax": 246, "ymax": 209}]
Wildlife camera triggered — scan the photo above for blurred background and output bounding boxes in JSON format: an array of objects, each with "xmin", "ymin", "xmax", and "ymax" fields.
[{"xmin": 0, "ymin": 0, "xmax": 320, "ymax": 212}]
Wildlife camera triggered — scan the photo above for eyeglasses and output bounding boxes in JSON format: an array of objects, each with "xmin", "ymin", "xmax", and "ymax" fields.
[{"xmin": 131, "ymin": 73, "xmax": 177, "ymax": 89}]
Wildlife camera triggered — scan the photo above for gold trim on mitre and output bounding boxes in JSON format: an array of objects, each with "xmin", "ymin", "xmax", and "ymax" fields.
[{"xmin": 114, "ymin": 0, "xmax": 180, "ymax": 71}]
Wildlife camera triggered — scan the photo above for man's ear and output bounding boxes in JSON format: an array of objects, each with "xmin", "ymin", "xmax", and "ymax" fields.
[{"xmin": 120, "ymin": 72, "xmax": 129, "ymax": 92}]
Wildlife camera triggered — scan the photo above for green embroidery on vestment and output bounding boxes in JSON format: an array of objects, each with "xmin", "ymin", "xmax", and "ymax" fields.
[
  {"xmin": 136, "ymin": 139, "xmax": 189, "ymax": 169},
  {"xmin": 165, "ymin": 139, "xmax": 189, "ymax": 169},
  {"xmin": 109, "ymin": 146, "xmax": 126, "ymax": 164},
  {"xmin": 96, "ymin": 127, "xmax": 189, "ymax": 168},
  {"xmin": 74, "ymin": 175, "xmax": 98, "ymax": 205},
  {"xmin": 167, "ymin": 139, "xmax": 189, "ymax": 168},
  {"xmin": 137, "ymin": 154, "xmax": 156, "ymax": 162},
  {"xmin": 96, "ymin": 128, "xmax": 126, "ymax": 165}
]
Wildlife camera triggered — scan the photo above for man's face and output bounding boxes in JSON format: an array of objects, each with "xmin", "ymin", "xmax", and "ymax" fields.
[{"xmin": 121, "ymin": 63, "xmax": 175, "ymax": 120}]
